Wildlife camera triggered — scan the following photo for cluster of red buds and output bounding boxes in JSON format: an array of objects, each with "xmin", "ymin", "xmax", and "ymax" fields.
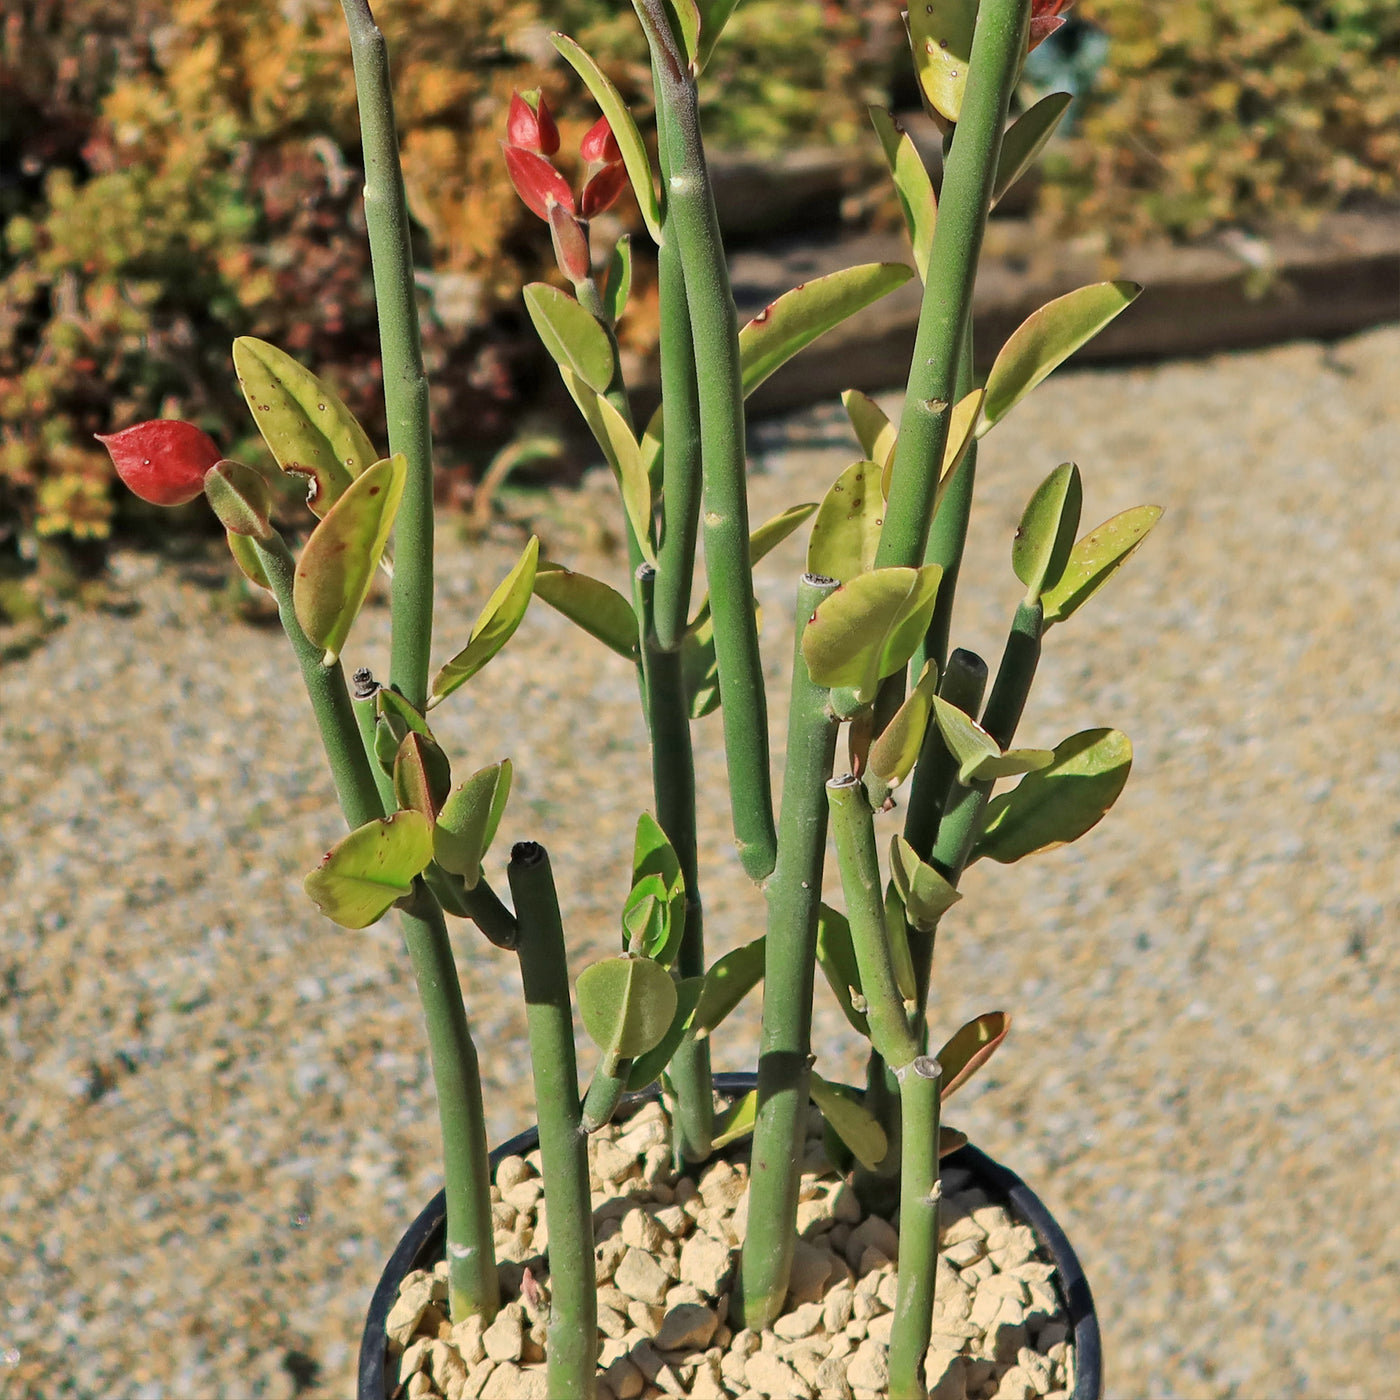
[
  {"xmin": 502, "ymin": 91, "xmax": 627, "ymax": 284},
  {"xmin": 1028, "ymin": 0, "xmax": 1073, "ymax": 52}
]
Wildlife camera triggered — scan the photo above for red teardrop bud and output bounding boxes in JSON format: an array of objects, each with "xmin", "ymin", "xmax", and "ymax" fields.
[
  {"xmin": 580, "ymin": 161, "xmax": 629, "ymax": 219},
  {"xmin": 548, "ymin": 203, "xmax": 592, "ymax": 284},
  {"xmin": 579, "ymin": 115, "xmax": 622, "ymax": 165},
  {"xmin": 503, "ymin": 144, "xmax": 576, "ymax": 222},
  {"xmin": 506, "ymin": 90, "xmax": 560, "ymax": 156},
  {"xmin": 1028, "ymin": 0, "xmax": 1073, "ymax": 51},
  {"xmin": 96, "ymin": 420, "xmax": 221, "ymax": 507}
]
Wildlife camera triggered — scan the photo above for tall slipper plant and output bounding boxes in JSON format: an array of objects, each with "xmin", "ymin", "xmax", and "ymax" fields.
[{"xmin": 101, "ymin": 0, "xmax": 1158, "ymax": 1395}]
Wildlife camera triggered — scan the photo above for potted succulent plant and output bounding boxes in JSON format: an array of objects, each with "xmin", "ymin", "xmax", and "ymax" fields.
[{"xmin": 100, "ymin": 0, "xmax": 1160, "ymax": 1396}]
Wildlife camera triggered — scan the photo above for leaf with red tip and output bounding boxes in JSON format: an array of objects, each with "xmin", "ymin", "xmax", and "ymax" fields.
[
  {"xmin": 581, "ymin": 160, "xmax": 629, "ymax": 219},
  {"xmin": 96, "ymin": 420, "xmax": 220, "ymax": 507},
  {"xmin": 935, "ymin": 1011, "xmax": 1011, "ymax": 1100},
  {"xmin": 1028, "ymin": 13, "xmax": 1068, "ymax": 51},
  {"xmin": 502, "ymin": 145, "xmax": 575, "ymax": 222},
  {"xmin": 580, "ymin": 115, "xmax": 622, "ymax": 164},
  {"xmin": 393, "ymin": 730, "xmax": 452, "ymax": 822},
  {"xmin": 507, "ymin": 90, "xmax": 560, "ymax": 155}
]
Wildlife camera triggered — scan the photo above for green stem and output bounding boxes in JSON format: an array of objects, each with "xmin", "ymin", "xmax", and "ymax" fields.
[
  {"xmin": 635, "ymin": 0, "xmax": 776, "ymax": 881},
  {"xmin": 507, "ymin": 843, "xmax": 597, "ymax": 1399},
  {"xmin": 981, "ymin": 599, "xmax": 1043, "ymax": 748},
  {"xmin": 581, "ymin": 1065, "xmax": 630, "ymax": 1134},
  {"xmin": 875, "ymin": 0, "xmax": 1027, "ymax": 573},
  {"xmin": 397, "ymin": 889, "xmax": 500, "ymax": 1323},
  {"xmin": 252, "ymin": 532, "xmax": 384, "ymax": 831},
  {"xmin": 737, "ymin": 575, "xmax": 840, "ymax": 1330},
  {"xmin": 339, "ymin": 0, "xmax": 434, "ymax": 711},
  {"xmin": 351, "ymin": 668, "xmax": 398, "ymax": 815}
]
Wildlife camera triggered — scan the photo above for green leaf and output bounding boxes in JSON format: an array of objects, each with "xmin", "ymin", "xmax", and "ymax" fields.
[
  {"xmin": 972, "ymin": 729, "xmax": 1132, "ymax": 864},
  {"xmin": 842, "ymin": 390, "xmax": 897, "ymax": 472},
  {"xmin": 532, "ymin": 562, "xmax": 638, "ymax": 659},
  {"xmin": 867, "ymin": 662, "xmax": 939, "ymax": 789},
  {"xmin": 523, "ymin": 283, "xmax": 615, "ymax": 395},
  {"xmin": 711, "ymin": 1088, "xmax": 758, "ymax": 1149},
  {"xmin": 204, "ymin": 460, "xmax": 272, "ymax": 539},
  {"xmin": 935, "ymin": 1011, "xmax": 1010, "ymax": 1101},
  {"xmin": 884, "ymin": 881, "xmax": 917, "ymax": 1003},
  {"xmin": 233, "ymin": 336, "xmax": 376, "ymax": 515},
  {"xmin": 693, "ymin": 936, "xmax": 765, "ymax": 1036},
  {"xmin": 627, "ymin": 976, "xmax": 704, "ymax": 1090},
  {"xmin": 695, "ymin": 0, "xmax": 742, "ymax": 69},
  {"xmin": 226, "ymin": 531, "xmax": 270, "ymax": 590},
  {"xmin": 1040, "ymin": 505, "xmax": 1162, "ymax": 627},
  {"xmin": 930, "ymin": 694, "xmax": 1052, "ymax": 784},
  {"xmin": 293, "ymin": 454, "xmax": 405, "ymax": 663},
  {"xmin": 816, "ymin": 904, "xmax": 868, "ymax": 1037},
  {"xmin": 802, "ymin": 564, "xmax": 943, "ymax": 704},
  {"xmin": 1013, "ymin": 462, "xmax": 1082, "ymax": 601},
  {"xmin": 622, "ymin": 873, "xmax": 676, "ymax": 965},
  {"xmin": 303, "ymin": 811, "xmax": 434, "ymax": 929},
  {"xmin": 809, "ymin": 1073, "xmax": 887, "ymax": 1171},
  {"xmin": 576, "ymin": 956, "xmax": 678, "ymax": 1061},
  {"xmin": 376, "ymin": 686, "xmax": 434, "ymax": 743},
  {"xmin": 631, "ymin": 813, "xmax": 686, "ymax": 965},
  {"xmin": 806, "ymin": 460, "xmax": 885, "ymax": 583},
  {"xmin": 749, "ymin": 501, "xmax": 818, "ymax": 565},
  {"xmin": 551, "ymin": 34, "xmax": 662, "ymax": 243},
  {"xmin": 393, "ymin": 730, "xmax": 452, "ymax": 821},
  {"xmin": 889, "ymin": 834, "xmax": 961, "ymax": 932},
  {"xmin": 868, "ymin": 107, "xmax": 936, "ymax": 282},
  {"xmin": 603, "ymin": 235, "xmax": 632, "ymax": 324},
  {"xmin": 430, "ymin": 537, "xmax": 539, "ymax": 705},
  {"xmin": 663, "ymin": 0, "xmax": 701, "ymax": 65},
  {"xmin": 908, "ymin": 0, "xmax": 978, "ymax": 125},
  {"xmin": 994, "ymin": 93, "xmax": 1073, "ymax": 206},
  {"xmin": 434, "ymin": 759, "xmax": 512, "ymax": 886},
  {"xmin": 739, "ymin": 264, "xmax": 915, "ymax": 397},
  {"xmin": 980, "ymin": 282, "xmax": 1142, "ymax": 432}
]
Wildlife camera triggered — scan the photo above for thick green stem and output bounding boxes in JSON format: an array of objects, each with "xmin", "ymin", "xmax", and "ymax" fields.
[
  {"xmin": 507, "ymin": 844, "xmax": 597, "ymax": 1398},
  {"xmin": 981, "ymin": 599, "xmax": 1043, "ymax": 748},
  {"xmin": 875, "ymin": 0, "xmax": 1027, "ymax": 573},
  {"xmin": 737, "ymin": 575, "xmax": 840, "ymax": 1330},
  {"xmin": 339, "ymin": 0, "xmax": 434, "ymax": 710},
  {"xmin": 252, "ymin": 532, "xmax": 384, "ymax": 831},
  {"xmin": 635, "ymin": 0, "xmax": 776, "ymax": 881},
  {"xmin": 397, "ymin": 890, "xmax": 499, "ymax": 1323}
]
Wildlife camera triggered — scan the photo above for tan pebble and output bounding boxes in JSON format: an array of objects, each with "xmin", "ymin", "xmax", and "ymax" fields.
[
  {"xmin": 460, "ymin": 1356, "xmax": 495, "ymax": 1399},
  {"xmin": 876, "ymin": 1271, "xmax": 900, "ymax": 1311},
  {"xmin": 595, "ymin": 1194, "xmax": 633, "ymax": 1223},
  {"xmin": 481, "ymin": 1306, "xmax": 523, "ymax": 1363},
  {"xmin": 615, "ymin": 1247, "xmax": 672, "ymax": 1305},
  {"xmin": 1017, "ymin": 1346, "xmax": 1053, "ymax": 1393},
  {"xmin": 844, "ymin": 1318, "xmax": 868, "ymax": 1342},
  {"xmin": 605, "ymin": 1355, "xmax": 646, "ymax": 1400},
  {"xmin": 928, "ymin": 1318, "xmax": 981, "ymax": 1348},
  {"xmin": 1010, "ymin": 1260, "xmax": 1056, "ymax": 1286},
  {"xmin": 628, "ymin": 1299, "xmax": 666, "ymax": 1335},
  {"xmin": 971, "ymin": 1204, "xmax": 1013, "ymax": 1237},
  {"xmin": 983, "ymin": 1273, "xmax": 1030, "ymax": 1305},
  {"xmin": 489, "ymin": 1201, "xmax": 516, "ymax": 1233},
  {"xmin": 856, "ymin": 1245, "xmax": 891, "ymax": 1279},
  {"xmin": 596, "ymin": 1140, "xmax": 643, "ymax": 1185},
  {"xmin": 822, "ymin": 1282, "xmax": 854, "ymax": 1333},
  {"xmin": 654, "ymin": 1302, "xmax": 719, "ymax": 1351},
  {"xmin": 865, "ymin": 1313, "xmax": 894, "ymax": 1344},
  {"xmin": 652, "ymin": 1204, "xmax": 689, "ymax": 1238},
  {"xmin": 925, "ymin": 1350, "xmax": 967, "ymax": 1400},
  {"xmin": 689, "ymin": 1355, "xmax": 727, "ymax": 1399},
  {"xmin": 697, "ymin": 1160, "xmax": 746, "ymax": 1213},
  {"xmin": 988, "ymin": 1226, "xmax": 1038, "ymax": 1271},
  {"xmin": 771, "ymin": 1301, "xmax": 823, "ymax": 1341},
  {"xmin": 597, "ymin": 1233, "xmax": 630, "ymax": 1284},
  {"xmin": 944, "ymin": 1236, "xmax": 986, "ymax": 1268},
  {"xmin": 654, "ymin": 1361, "xmax": 688, "ymax": 1396},
  {"xmin": 406, "ymin": 1371, "xmax": 435, "ymax": 1400},
  {"xmin": 531, "ymin": 1214, "xmax": 549, "ymax": 1254},
  {"xmin": 696, "ymin": 1205, "xmax": 739, "ymax": 1246},
  {"xmin": 815, "ymin": 1354, "xmax": 854, "ymax": 1399},
  {"xmin": 398, "ymin": 1337, "xmax": 432, "ymax": 1382},
  {"xmin": 386, "ymin": 1276, "xmax": 437, "ymax": 1347},
  {"xmin": 616, "ymin": 1116, "xmax": 667, "ymax": 1158},
  {"xmin": 428, "ymin": 1339, "xmax": 467, "ymax": 1391},
  {"xmin": 785, "ymin": 1237, "xmax": 836, "ymax": 1305},
  {"xmin": 992, "ymin": 1363, "xmax": 1035, "ymax": 1400},
  {"xmin": 502, "ymin": 1179, "xmax": 542, "ymax": 1213},
  {"xmin": 495, "ymin": 1156, "xmax": 532, "ymax": 1191},
  {"xmin": 644, "ymin": 1145, "xmax": 673, "ymax": 1185},
  {"xmin": 721, "ymin": 1347, "xmax": 752, "ymax": 1390},
  {"xmin": 845, "ymin": 1339, "xmax": 889, "ymax": 1391},
  {"xmin": 730, "ymin": 1328, "xmax": 760, "ymax": 1358},
  {"xmin": 960, "ymin": 1255, "xmax": 996, "ymax": 1285},
  {"xmin": 795, "ymin": 1196, "xmax": 833, "ymax": 1236},
  {"xmin": 520, "ymin": 1334, "xmax": 545, "ymax": 1365},
  {"xmin": 665, "ymin": 1283, "xmax": 705, "ymax": 1308},
  {"xmin": 844, "ymin": 1216, "xmax": 899, "ymax": 1269},
  {"xmin": 679, "ymin": 1232, "xmax": 733, "ymax": 1293},
  {"xmin": 744, "ymin": 1349, "xmax": 811, "ymax": 1396},
  {"xmin": 598, "ymin": 1304, "xmax": 630, "ymax": 1339},
  {"xmin": 1026, "ymin": 1279, "xmax": 1059, "ymax": 1317},
  {"xmin": 940, "ymin": 1208, "xmax": 985, "ymax": 1248},
  {"xmin": 600, "ymin": 1337, "xmax": 633, "ymax": 1366},
  {"xmin": 851, "ymin": 1290, "xmax": 878, "ymax": 1324},
  {"xmin": 783, "ymin": 1343, "xmax": 826, "ymax": 1382}
]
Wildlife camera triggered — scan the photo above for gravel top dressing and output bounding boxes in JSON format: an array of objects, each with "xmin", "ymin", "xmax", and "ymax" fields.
[{"xmin": 2, "ymin": 325, "xmax": 1397, "ymax": 1399}]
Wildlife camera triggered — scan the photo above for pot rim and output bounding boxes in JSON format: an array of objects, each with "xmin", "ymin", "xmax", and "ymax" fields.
[{"xmin": 358, "ymin": 1072, "xmax": 1102, "ymax": 1400}]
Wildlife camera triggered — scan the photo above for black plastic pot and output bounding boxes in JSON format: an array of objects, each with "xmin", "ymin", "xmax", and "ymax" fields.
[{"xmin": 359, "ymin": 1074, "xmax": 1102, "ymax": 1400}]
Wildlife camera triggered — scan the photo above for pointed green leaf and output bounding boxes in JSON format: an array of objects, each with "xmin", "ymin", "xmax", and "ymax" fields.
[
  {"xmin": 868, "ymin": 661, "xmax": 939, "ymax": 789},
  {"xmin": 749, "ymin": 501, "xmax": 818, "ymax": 565},
  {"xmin": 294, "ymin": 454, "xmax": 405, "ymax": 663},
  {"xmin": 889, "ymin": 834, "xmax": 961, "ymax": 932},
  {"xmin": 994, "ymin": 92, "xmax": 1073, "ymax": 205},
  {"xmin": 936, "ymin": 1011, "xmax": 1010, "ymax": 1101},
  {"xmin": 980, "ymin": 282, "xmax": 1142, "ymax": 432},
  {"xmin": 1041, "ymin": 506, "xmax": 1162, "ymax": 627},
  {"xmin": 816, "ymin": 904, "xmax": 868, "ymax": 1037},
  {"xmin": 434, "ymin": 760, "xmax": 512, "ymax": 886},
  {"xmin": 376, "ymin": 686, "xmax": 434, "ymax": 743},
  {"xmin": 693, "ymin": 936, "xmax": 766, "ymax": 1036},
  {"xmin": 204, "ymin": 459, "xmax": 273, "ymax": 539},
  {"xmin": 711, "ymin": 1088, "xmax": 758, "ymax": 1149},
  {"xmin": 1013, "ymin": 462, "xmax": 1082, "ymax": 601},
  {"xmin": 233, "ymin": 336, "xmax": 376, "ymax": 515},
  {"xmin": 393, "ymin": 730, "xmax": 452, "ymax": 821},
  {"xmin": 632, "ymin": 814, "xmax": 686, "ymax": 964},
  {"xmin": 603, "ymin": 234, "xmax": 632, "ymax": 324},
  {"xmin": 664, "ymin": 0, "xmax": 701, "ymax": 64},
  {"xmin": 626, "ymin": 976, "xmax": 704, "ymax": 1090},
  {"xmin": 739, "ymin": 264, "xmax": 915, "ymax": 397},
  {"xmin": 532, "ymin": 562, "xmax": 638, "ymax": 659},
  {"xmin": 551, "ymin": 34, "xmax": 662, "ymax": 243},
  {"xmin": 973, "ymin": 729, "xmax": 1133, "ymax": 864},
  {"xmin": 303, "ymin": 811, "xmax": 434, "ymax": 929},
  {"xmin": 909, "ymin": 0, "xmax": 978, "ymax": 125},
  {"xmin": 809, "ymin": 1073, "xmax": 887, "ymax": 1171},
  {"xmin": 930, "ymin": 692, "xmax": 999, "ymax": 778},
  {"xmin": 884, "ymin": 881, "xmax": 918, "ymax": 1003},
  {"xmin": 807, "ymin": 460, "xmax": 886, "ymax": 583},
  {"xmin": 802, "ymin": 564, "xmax": 943, "ymax": 704},
  {"xmin": 430, "ymin": 537, "xmax": 539, "ymax": 705},
  {"xmin": 695, "ymin": 0, "xmax": 742, "ymax": 69},
  {"xmin": 227, "ymin": 531, "xmax": 270, "ymax": 590},
  {"xmin": 869, "ymin": 107, "xmax": 936, "ymax": 282},
  {"xmin": 523, "ymin": 283, "xmax": 615, "ymax": 395},
  {"xmin": 842, "ymin": 390, "xmax": 897, "ymax": 471},
  {"xmin": 576, "ymin": 956, "xmax": 678, "ymax": 1060},
  {"xmin": 622, "ymin": 873, "xmax": 675, "ymax": 964}
]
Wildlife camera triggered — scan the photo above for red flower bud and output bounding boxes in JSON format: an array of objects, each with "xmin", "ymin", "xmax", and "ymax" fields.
[
  {"xmin": 1028, "ymin": 0, "xmax": 1072, "ymax": 51},
  {"xmin": 579, "ymin": 115, "xmax": 622, "ymax": 166},
  {"xmin": 580, "ymin": 161, "xmax": 629, "ymax": 219},
  {"xmin": 506, "ymin": 90, "xmax": 560, "ymax": 156},
  {"xmin": 503, "ymin": 144, "xmax": 576, "ymax": 222},
  {"xmin": 95, "ymin": 420, "xmax": 221, "ymax": 507},
  {"xmin": 548, "ymin": 202, "xmax": 592, "ymax": 284}
]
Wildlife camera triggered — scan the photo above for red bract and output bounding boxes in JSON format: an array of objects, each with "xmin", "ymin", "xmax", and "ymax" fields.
[
  {"xmin": 506, "ymin": 90, "xmax": 560, "ymax": 156},
  {"xmin": 503, "ymin": 144, "xmax": 576, "ymax": 222},
  {"xmin": 96, "ymin": 420, "xmax": 222, "ymax": 507},
  {"xmin": 548, "ymin": 203, "xmax": 592, "ymax": 284},
  {"xmin": 580, "ymin": 161, "xmax": 630, "ymax": 220},
  {"xmin": 579, "ymin": 116, "xmax": 622, "ymax": 166},
  {"xmin": 1029, "ymin": 0, "xmax": 1072, "ymax": 51}
]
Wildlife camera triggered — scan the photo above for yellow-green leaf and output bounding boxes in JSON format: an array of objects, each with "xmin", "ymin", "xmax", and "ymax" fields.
[
  {"xmin": 303, "ymin": 811, "xmax": 434, "ymax": 929},
  {"xmin": 809, "ymin": 1073, "xmax": 887, "ymax": 1170},
  {"xmin": 936, "ymin": 1011, "xmax": 1010, "ymax": 1100},
  {"xmin": 523, "ymin": 283, "xmax": 615, "ymax": 395},
  {"xmin": 909, "ymin": 0, "xmax": 978, "ymax": 125},
  {"xmin": 869, "ymin": 106, "xmax": 936, "ymax": 281},
  {"xmin": 994, "ymin": 93, "xmax": 1072, "ymax": 206},
  {"xmin": 867, "ymin": 661, "xmax": 939, "ymax": 788},
  {"xmin": 626, "ymin": 976, "xmax": 704, "ymax": 1090},
  {"xmin": 816, "ymin": 903, "xmax": 868, "ymax": 1037},
  {"xmin": 434, "ymin": 760, "xmax": 513, "ymax": 886},
  {"xmin": 1041, "ymin": 506, "xmax": 1162, "ymax": 627},
  {"xmin": 712, "ymin": 1088, "xmax": 758, "ymax": 1148},
  {"xmin": 576, "ymin": 956, "xmax": 678, "ymax": 1061},
  {"xmin": 533, "ymin": 561, "xmax": 638, "ymax": 659},
  {"xmin": 693, "ymin": 937, "xmax": 765, "ymax": 1036},
  {"xmin": 842, "ymin": 389, "xmax": 897, "ymax": 472},
  {"xmin": 807, "ymin": 460, "xmax": 886, "ymax": 583},
  {"xmin": 1013, "ymin": 462, "xmax": 1082, "ymax": 602},
  {"xmin": 227, "ymin": 531, "xmax": 270, "ymax": 590},
  {"xmin": 889, "ymin": 833, "xmax": 962, "ymax": 932}
]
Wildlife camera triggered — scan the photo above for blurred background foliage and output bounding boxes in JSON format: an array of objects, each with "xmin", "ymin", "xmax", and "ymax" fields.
[{"xmin": 1, "ymin": 0, "xmax": 1396, "ymax": 608}]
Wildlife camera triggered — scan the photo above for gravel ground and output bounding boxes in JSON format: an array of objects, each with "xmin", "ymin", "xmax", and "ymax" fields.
[{"xmin": 2, "ymin": 324, "xmax": 1397, "ymax": 1400}]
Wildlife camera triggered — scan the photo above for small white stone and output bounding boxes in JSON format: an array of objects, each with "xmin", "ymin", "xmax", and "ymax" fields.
[
  {"xmin": 944, "ymin": 1237, "xmax": 986, "ymax": 1268},
  {"xmin": 460, "ymin": 1358, "xmax": 495, "ymax": 1399},
  {"xmin": 652, "ymin": 1204, "xmax": 690, "ymax": 1238},
  {"xmin": 845, "ymin": 1340, "xmax": 889, "ymax": 1392},
  {"xmin": 982, "ymin": 1273, "xmax": 1030, "ymax": 1305},
  {"xmin": 599, "ymin": 1304, "xmax": 630, "ymax": 1339},
  {"xmin": 502, "ymin": 1179, "xmax": 543, "ymax": 1213},
  {"xmin": 596, "ymin": 1233, "xmax": 630, "ymax": 1284},
  {"xmin": 744, "ymin": 1349, "xmax": 811, "ymax": 1397},
  {"xmin": 482, "ymin": 1305, "xmax": 524, "ymax": 1363},
  {"xmin": 856, "ymin": 1246, "xmax": 892, "ymax": 1279},
  {"xmin": 429, "ymin": 1339, "xmax": 468, "ymax": 1393},
  {"xmin": 398, "ymin": 1338, "xmax": 431, "ymax": 1384},
  {"xmin": 822, "ymin": 1282, "xmax": 854, "ymax": 1333},
  {"xmin": 495, "ymin": 1156, "xmax": 532, "ymax": 1190},
  {"xmin": 865, "ymin": 1313, "xmax": 894, "ymax": 1345},
  {"xmin": 689, "ymin": 1355, "xmax": 727, "ymax": 1399},
  {"xmin": 654, "ymin": 1303, "xmax": 719, "ymax": 1352},
  {"xmin": 481, "ymin": 1361, "xmax": 547, "ymax": 1400},
  {"xmin": 786, "ymin": 1238, "xmax": 836, "ymax": 1305},
  {"xmin": 1017, "ymin": 1346, "xmax": 1054, "ymax": 1394},
  {"xmin": 844, "ymin": 1216, "xmax": 899, "ymax": 1269},
  {"xmin": 628, "ymin": 1299, "xmax": 666, "ymax": 1335},
  {"xmin": 386, "ymin": 1275, "xmax": 436, "ymax": 1347},
  {"xmin": 971, "ymin": 1204, "xmax": 1013, "ymax": 1236},
  {"xmin": 993, "ymin": 1364, "xmax": 1035, "ymax": 1400},
  {"xmin": 406, "ymin": 1371, "xmax": 433, "ymax": 1400},
  {"xmin": 616, "ymin": 1246, "xmax": 673, "ymax": 1305},
  {"xmin": 925, "ymin": 1350, "xmax": 967, "ymax": 1400},
  {"xmin": 772, "ymin": 1301, "xmax": 823, "ymax": 1341},
  {"xmin": 697, "ymin": 1160, "xmax": 747, "ymax": 1212},
  {"xmin": 679, "ymin": 1232, "xmax": 733, "ymax": 1293}
]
